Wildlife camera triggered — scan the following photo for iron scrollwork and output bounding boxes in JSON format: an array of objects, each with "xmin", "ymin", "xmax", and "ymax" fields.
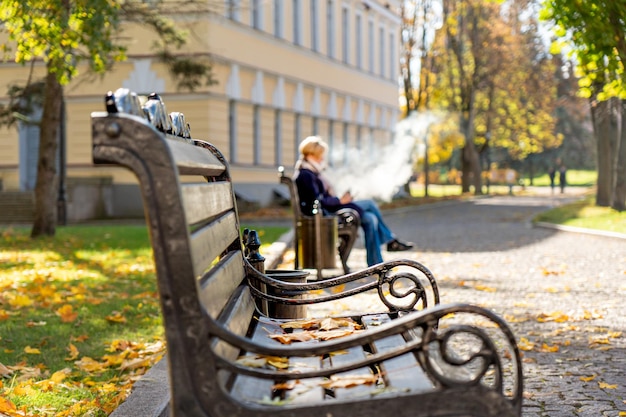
[{"xmin": 378, "ymin": 270, "xmax": 428, "ymax": 311}]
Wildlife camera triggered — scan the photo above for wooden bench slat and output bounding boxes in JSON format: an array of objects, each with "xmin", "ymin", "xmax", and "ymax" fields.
[
  {"xmin": 210, "ymin": 285, "xmax": 257, "ymax": 371},
  {"xmin": 362, "ymin": 315, "xmax": 435, "ymax": 393},
  {"xmin": 327, "ymin": 346, "xmax": 376, "ymax": 398},
  {"xmin": 283, "ymin": 355, "xmax": 326, "ymax": 404},
  {"xmin": 198, "ymin": 252, "xmax": 247, "ymax": 319},
  {"xmin": 190, "ymin": 211, "xmax": 240, "ymax": 278},
  {"xmin": 182, "ymin": 182, "xmax": 234, "ymax": 226},
  {"xmin": 168, "ymin": 137, "xmax": 226, "ymax": 176},
  {"xmin": 229, "ymin": 318, "xmax": 285, "ymax": 404}
]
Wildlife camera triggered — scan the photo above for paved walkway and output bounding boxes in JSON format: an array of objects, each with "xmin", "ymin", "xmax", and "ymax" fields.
[{"xmin": 288, "ymin": 190, "xmax": 625, "ymax": 417}]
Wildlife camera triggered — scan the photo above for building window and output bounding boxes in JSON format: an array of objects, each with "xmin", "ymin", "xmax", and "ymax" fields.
[
  {"xmin": 342, "ymin": 122, "xmax": 349, "ymax": 163},
  {"xmin": 294, "ymin": 113, "xmax": 302, "ymax": 161},
  {"xmin": 251, "ymin": 0, "xmax": 262, "ymax": 30},
  {"xmin": 379, "ymin": 26, "xmax": 385, "ymax": 77},
  {"xmin": 228, "ymin": 99, "xmax": 237, "ymax": 163},
  {"xmin": 326, "ymin": 0, "xmax": 335, "ymax": 58},
  {"xmin": 293, "ymin": 0, "xmax": 302, "ymax": 45},
  {"xmin": 311, "ymin": 0, "xmax": 319, "ymax": 52},
  {"xmin": 253, "ymin": 105, "xmax": 261, "ymax": 165},
  {"xmin": 357, "ymin": 125, "xmax": 362, "ymax": 149},
  {"xmin": 355, "ymin": 13, "xmax": 362, "ymax": 69},
  {"xmin": 312, "ymin": 116, "xmax": 319, "ymax": 135},
  {"xmin": 341, "ymin": 6, "xmax": 349, "ymax": 64},
  {"xmin": 273, "ymin": 0, "xmax": 283, "ymax": 38},
  {"xmin": 368, "ymin": 20, "xmax": 374, "ymax": 73},
  {"xmin": 226, "ymin": 0, "xmax": 240, "ymax": 21},
  {"xmin": 389, "ymin": 32, "xmax": 396, "ymax": 80},
  {"xmin": 328, "ymin": 119, "xmax": 335, "ymax": 153},
  {"xmin": 274, "ymin": 109, "xmax": 282, "ymax": 165}
]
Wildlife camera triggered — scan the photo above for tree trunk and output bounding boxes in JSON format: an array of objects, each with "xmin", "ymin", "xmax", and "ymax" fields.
[
  {"xmin": 612, "ymin": 100, "xmax": 626, "ymax": 211},
  {"xmin": 460, "ymin": 91, "xmax": 483, "ymax": 195},
  {"xmin": 31, "ymin": 70, "xmax": 62, "ymax": 237},
  {"xmin": 590, "ymin": 97, "xmax": 614, "ymax": 207}
]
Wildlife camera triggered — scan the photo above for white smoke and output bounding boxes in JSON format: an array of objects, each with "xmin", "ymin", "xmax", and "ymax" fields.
[{"xmin": 325, "ymin": 111, "xmax": 442, "ymax": 202}]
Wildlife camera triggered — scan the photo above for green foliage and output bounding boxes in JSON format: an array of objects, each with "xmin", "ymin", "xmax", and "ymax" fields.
[
  {"xmin": 428, "ymin": 0, "xmax": 561, "ymax": 169},
  {"xmin": 0, "ymin": 0, "xmax": 126, "ymax": 85},
  {"xmin": 541, "ymin": 0, "xmax": 626, "ymax": 100},
  {"xmin": 0, "ymin": 79, "xmax": 45, "ymax": 127}
]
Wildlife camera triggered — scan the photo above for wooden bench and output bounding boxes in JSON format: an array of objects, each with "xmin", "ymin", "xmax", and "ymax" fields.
[
  {"xmin": 278, "ymin": 167, "xmax": 360, "ymax": 278},
  {"xmin": 93, "ymin": 90, "xmax": 523, "ymax": 417}
]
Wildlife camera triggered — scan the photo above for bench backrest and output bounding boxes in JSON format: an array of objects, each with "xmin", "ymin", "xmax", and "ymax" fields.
[{"xmin": 92, "ymin": 110, "xmax": 257, "ymax": 409}]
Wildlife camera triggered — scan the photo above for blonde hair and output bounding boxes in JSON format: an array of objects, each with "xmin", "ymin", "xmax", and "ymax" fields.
[{"xmin": 299, "ymin": 136, "xmax": 328, "ymax": 159}]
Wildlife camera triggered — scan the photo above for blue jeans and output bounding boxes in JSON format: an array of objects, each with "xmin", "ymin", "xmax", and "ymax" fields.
[{"xmin": 354, "ymin": 199, "xmax": 394, "ymax": 266}]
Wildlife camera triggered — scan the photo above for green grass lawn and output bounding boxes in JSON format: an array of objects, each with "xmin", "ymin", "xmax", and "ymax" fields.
[
  {"xmin": 525, "ymin": 169, "xmax": 597, "ymax": 187},
  {"xmin": 0, "ymin": 224, "xmax": 287, "ymax": 417},
  {"xmin": 533, "ymin": 196, "xmax": 626, "ymax": 234}
]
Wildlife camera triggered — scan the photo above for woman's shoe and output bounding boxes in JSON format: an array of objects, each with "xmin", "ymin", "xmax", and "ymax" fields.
[{"xmin": 386, "ymin": 239, "xmax": 414, "ymax": 252}]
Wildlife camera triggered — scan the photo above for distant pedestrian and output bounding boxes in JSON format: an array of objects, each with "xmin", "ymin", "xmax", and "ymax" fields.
[
  {"xmin": 559, "ymin": 165, "xmax": 567, "ymax": 193},
  {"xmin": 548, "ymin": 167, "xmax": 556, "ymax": 194}
]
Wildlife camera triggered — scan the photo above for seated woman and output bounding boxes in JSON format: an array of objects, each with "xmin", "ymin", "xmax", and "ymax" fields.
[{"xmin": 294, "ymin": 136, "xmax": 413, "ymax": 267}]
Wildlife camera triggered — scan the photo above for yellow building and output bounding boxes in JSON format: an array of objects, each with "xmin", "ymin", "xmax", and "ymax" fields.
[{"xmin": 0, "ymin": 0, "xmax": 401, "ymax": 222}]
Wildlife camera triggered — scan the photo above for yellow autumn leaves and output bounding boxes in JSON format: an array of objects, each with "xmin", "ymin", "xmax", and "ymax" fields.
[{"xmin": 0, "ymin": 339, "xmax": 165, "ymax": 417}]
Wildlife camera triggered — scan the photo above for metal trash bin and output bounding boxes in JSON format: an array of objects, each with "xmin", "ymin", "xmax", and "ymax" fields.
[
  {"xmin": 265, "ymin": 269, "xmax": 309, "ymax": 319},
  {"xmin": 297, "ymin": 216, "xmax": 338, "ymax": 269}
]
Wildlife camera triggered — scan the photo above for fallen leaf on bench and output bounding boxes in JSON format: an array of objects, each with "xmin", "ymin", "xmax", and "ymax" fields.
[
  {"xmin": 320, "ymin": 374, "xmax": 378, "ymax": 389},
  {"xmin": 314, "ymin": 329, "xmax": 361, "ymax": 341},
  {"xmin": 280, "ymin": 318, "xmax": 322, "ymax": 330},
  {"xmin": 236, "ymin": 356, "xmax": 267, "ymax": 368},
  {"xmin": 267, "ymin": 356, "xmax": 290, "ymax": 369},
  {"xmin": 236, "ymin": 354, "xmax": 290, "ymax": 369},
  {"xmin": 280, "ymin": 317, "xmax": 360, "ymax": 331},
  {"xmin": 269, "ymin": 332, "xmax": 316, "ymax": 344},
  {"xmin": 320, "ymin": 317, "xmax": 361, "ymax": 330},
  {"xmin": 329, "ymin": 350, "xmax": 349, "ymax": 356}
]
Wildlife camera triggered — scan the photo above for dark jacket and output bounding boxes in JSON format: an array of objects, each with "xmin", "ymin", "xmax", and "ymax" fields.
[{"xmin": 295, "ymin": 168, "xmax": 363, "ymax": 217}]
